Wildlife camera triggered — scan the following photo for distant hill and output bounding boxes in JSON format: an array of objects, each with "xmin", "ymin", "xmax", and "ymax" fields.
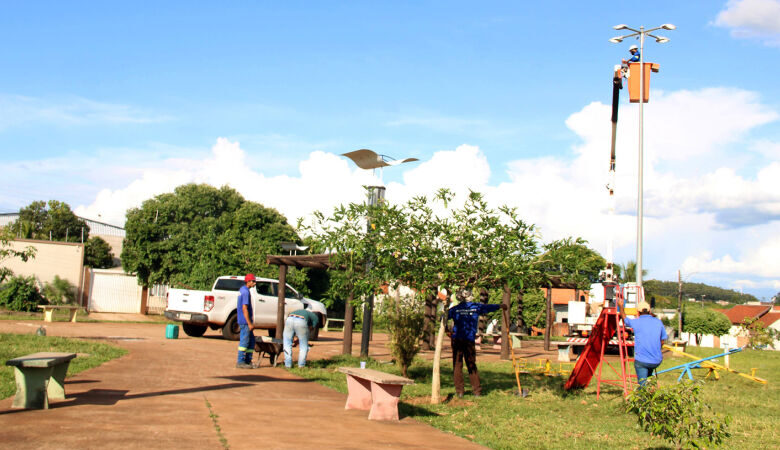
[{"xmin": 643, "ymin": 280, "xmax": 757, "ymax": 304}]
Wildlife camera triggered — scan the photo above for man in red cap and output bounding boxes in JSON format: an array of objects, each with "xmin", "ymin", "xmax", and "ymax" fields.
[{"xmin": 236, "ymin": 273, "xmax": 257, "ymax": 368}]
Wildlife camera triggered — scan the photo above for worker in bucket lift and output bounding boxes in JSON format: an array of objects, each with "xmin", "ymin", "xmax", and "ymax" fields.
[
  {"xmin": 618, "ymin": 295, "xmax": 666, "ymax": 387},
  {"xmin": 621, "ymin": 45, "xmax": 640, "ymax": 77}
]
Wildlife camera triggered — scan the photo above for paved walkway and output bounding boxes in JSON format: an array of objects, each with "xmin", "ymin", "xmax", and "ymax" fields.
[{"xmin": 0, "ymin": 320, "xmax": 486, "ymax": 449}]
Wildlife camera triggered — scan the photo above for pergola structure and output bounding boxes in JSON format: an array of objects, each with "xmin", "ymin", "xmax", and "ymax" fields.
[{"xmin": 266, "ymin": 254, "xmax": 357, "ymax": 354}]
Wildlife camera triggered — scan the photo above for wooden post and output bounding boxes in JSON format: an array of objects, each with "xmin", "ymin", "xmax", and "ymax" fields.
[
  {"xmin": 501, "ymin": 284, "xmax": 511, "ymax": 360},
  {"xmin": 544, "ymin": 287, "xmax": 552, "ymax": 352},
  {"xmin": 677, "ymin": 270, "xmax": 683, "ymax": 340},
  {"xmin": 343, "ymin": 291, "xmax": 354, "ymax": 355},
  {"xmin": 516, "ymin": 290, "xmax": 525, "ymax": 331},
  {"xmin": 275, "ymin": 264, "xmax": 288, "ymax": 340}
]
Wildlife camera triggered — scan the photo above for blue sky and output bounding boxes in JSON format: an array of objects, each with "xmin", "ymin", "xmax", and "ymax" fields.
[{"xmin": 1, "ymin": 1, "xmax": 780, "ymax": 299}]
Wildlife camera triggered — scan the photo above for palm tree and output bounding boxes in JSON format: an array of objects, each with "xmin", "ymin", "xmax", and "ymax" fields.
[{"xmin": 617, "ymin": 260, "xmax": 648, "ymax": 283}]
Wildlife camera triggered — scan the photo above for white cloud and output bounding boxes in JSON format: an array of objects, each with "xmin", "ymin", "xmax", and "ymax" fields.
[
  {"xmin": 715, "ymin": 0, "xmax": 780, "ymax": 46},
  {"xmin": 682, "ymin": 233, "xmax": 780, "ymax": 279},
  {"xmin": 0, "ymin": 94, "xmax": 170, "ymax": 130}
]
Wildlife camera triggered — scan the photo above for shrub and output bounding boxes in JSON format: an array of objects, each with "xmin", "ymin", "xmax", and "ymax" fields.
[
  {"xmin": 625, "ymin": 379, "xmax": 730, "ymax": 449},
  {"xmin": 380, "ymin": 291, "xmax": 425, "ymax": 377},
  {"xmin": 0, "ymin": 275, "xmax": 45, "ymax": 311},
  {"xmin": 42, "ymin": 275, "xmax": 76, "ymax": 305}
]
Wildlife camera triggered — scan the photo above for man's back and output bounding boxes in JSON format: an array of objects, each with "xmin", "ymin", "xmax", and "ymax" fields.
[{"xmin": 625, "ymin": 315, "xmax": 666, "ymax": 365}]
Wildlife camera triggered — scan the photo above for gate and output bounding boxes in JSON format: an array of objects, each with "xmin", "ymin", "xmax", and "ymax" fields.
[{"xmin": 88, "ymin": 269, "xmax": 142, "ymax": 313}]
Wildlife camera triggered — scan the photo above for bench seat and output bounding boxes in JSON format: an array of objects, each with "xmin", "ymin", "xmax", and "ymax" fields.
[
  {"xmin": 338, "ymin": 367, "xmax": 413, "ymax": 421},
  {"xmin": 5, "ymin": 352, "xmax": 77, "ymax": 409},
  {"xmin": 37, "ymin": 305, "xmax": 79, "ymax": 323}
]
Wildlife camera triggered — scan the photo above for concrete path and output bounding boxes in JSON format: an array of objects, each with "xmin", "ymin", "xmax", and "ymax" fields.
[{"xmin": 0, "ymin": 321, "xmax": 484, "ymax": 449}]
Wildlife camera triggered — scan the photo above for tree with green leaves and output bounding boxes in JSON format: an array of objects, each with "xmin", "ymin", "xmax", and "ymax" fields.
[
  {"xmin": 682, "ymin": 308, "xmax": 731, "ymax": 345},
  {"xmin": 537, "ymin": 237, "xmax": 605, "ymax": 289},
  {"xmin": 0, "ymin": 227, "xmax": 36, "ymax": 283},
  {"xmin": 12, "ymin": 200, "xmax": 89, "ymax": 242},
  {"xmin": 616, "ymin": 260, "xmax": 647, "ymax": 283},
  {"xmin": 122, "ymin": 183, "xmax": 304, "ymax": 290},
  {"xmin": 84, "ymin": 236, "xmax": 115, "ymax": 268}
]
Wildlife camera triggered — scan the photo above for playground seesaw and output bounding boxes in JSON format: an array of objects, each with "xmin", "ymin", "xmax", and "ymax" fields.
[{"xmin": 656, "ymin": 345, "xmax": 767, "ymax": 385}]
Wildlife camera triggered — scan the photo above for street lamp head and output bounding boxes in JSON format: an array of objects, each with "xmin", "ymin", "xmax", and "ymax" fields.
[
  {"xmin": 613, "ymin": 24, "xmax": 628, "ymax": 30},
  {"xmin": 609, "ymin": 37, "xmax": 623, "ymax": 43},
  {"xmin": 655, "ymin": 36, "xmax": 670, "ymax": 43},
  {"xmin": 661, "ymin": 23, "xmax": 676, "ymax": 30}
]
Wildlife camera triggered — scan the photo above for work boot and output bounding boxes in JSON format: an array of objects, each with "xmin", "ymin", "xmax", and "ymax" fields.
[{"xmin": 236, "ymin": 362, "xmax": 253, "ymax": 369}]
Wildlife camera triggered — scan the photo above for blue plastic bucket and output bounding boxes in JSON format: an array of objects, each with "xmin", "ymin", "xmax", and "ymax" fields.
[{"xmin": 165, "ymin": 324, "xmax": 179, "ymax": 339}]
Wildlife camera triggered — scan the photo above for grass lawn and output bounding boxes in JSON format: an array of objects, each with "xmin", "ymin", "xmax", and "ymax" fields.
[
  {"xmin": 0, "ymin": 333, "xmax": 128, "ymax": 400},
  {"xmin": 291, "ymin": 346, "xmax": 779, "ymax": 449}
]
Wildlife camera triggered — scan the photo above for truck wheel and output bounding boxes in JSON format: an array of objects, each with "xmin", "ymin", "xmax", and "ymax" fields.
[
  {"xmin": 222, "ymin": 314, "xmax": 240, "ymax": 341},
  {"xmin": 182, "ymin": 323, "xmax": 207, "ymax": 337}
]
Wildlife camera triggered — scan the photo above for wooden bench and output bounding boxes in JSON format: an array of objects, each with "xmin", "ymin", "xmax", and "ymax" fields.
[
  {"xmin": 325, "ymin": 318, "xmax": 345, "ymax": 331},
  {"xmin": 38, "ymin": 305, "xmax": 79, "ymax": 323},
  {"xmin": 338, "ymin": 367, "xmax": 414, "ymax": 421},
  {"xmin": 5, "ymin": 352, "xmax": 77, "ymax": 409}
]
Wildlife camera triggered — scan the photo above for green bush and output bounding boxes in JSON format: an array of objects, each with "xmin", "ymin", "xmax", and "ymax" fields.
[
  {"xmin": 522, "ymin": 289, "xmax": 546, "ymax": 329},
  {"xmin": 380, "ymin": 291, "xmax": 425, "ymax": 377},
  {"xmin": 683, "ymin": 308, "xmax": 732, "ymax": 345},
  {"xmin": 42, "ymin": 275, "xmax": 76, "ymax": 305},
  {"xmin": 625, "ymin": 379, "xmax": 730, "ymax": 449},
  {"xmin": 0, "ymin": 275, "xmax": 45, "ymax": 311}
]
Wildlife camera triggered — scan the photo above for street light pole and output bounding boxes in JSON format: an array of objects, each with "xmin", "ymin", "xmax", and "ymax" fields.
[
  {"xmin": 609, "ymin": 23, "xmax": 675, "ymax": 287},
  {"xmin": 341, "ymin": 149, "xmax": 419, "ymax": 358},
  {"xmin": 637, "ymin": 26, "xmax": 645, "ymax": 286}
]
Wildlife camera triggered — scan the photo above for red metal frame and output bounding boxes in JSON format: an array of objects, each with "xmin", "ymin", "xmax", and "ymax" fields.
[{"xmin": 564, "ymin": 284, "xmax": 638, "ymax": 398}]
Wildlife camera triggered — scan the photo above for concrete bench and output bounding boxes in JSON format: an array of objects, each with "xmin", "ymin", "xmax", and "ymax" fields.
[
  {"xmin": 37, "ymin": 305, "xmax": 79, "ymax": 323},
  {"xmin": 325, "ymin": 318, "xmax": 345, "ymax": 331},
  {"xmin": 338, "ymin": 367, "xmax": 414, "ymax": 421},
  {"xmin": 552, "ymin": 342, "xmax": 586, "ymax": 362},
  {"xmin": 5, "ymin": 352, "xmax": 77, "ymax": 409}
]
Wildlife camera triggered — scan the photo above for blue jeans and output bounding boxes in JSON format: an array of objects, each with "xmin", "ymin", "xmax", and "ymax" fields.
[
  {"xmin": 237, "ymin": 324, "xmax": 256, "ymax": 364},
  {"xmin": 283, "ymin": 316, "xmax": 310, "ymax": 368},
  {"xmin": 634, "ymin": 360, "xmax": 660, "ymax": 386}
]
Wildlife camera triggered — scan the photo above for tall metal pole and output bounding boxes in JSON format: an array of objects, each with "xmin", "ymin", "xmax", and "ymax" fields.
[
  {"xmin": 360, "ymin": 186, "xmax": 385, "ymax": 357},
  {"xmin": 636, "ymin": 27, "xmax": 646, "ymax": 287}
]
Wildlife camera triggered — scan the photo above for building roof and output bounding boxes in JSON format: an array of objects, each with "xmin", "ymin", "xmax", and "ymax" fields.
[
  {"xmin": 720, "ymin": 304, "xmax": 772, "ymax": 325},
  {"xmin": 757, "ymin": 312, "xmax": 780, "ymax": 328}
]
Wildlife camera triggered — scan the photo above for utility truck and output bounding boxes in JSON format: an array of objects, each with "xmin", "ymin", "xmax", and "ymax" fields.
[
  {"xmin": 164, "ymin": 276, "xmax": 327, "ymax": 341},
  {"xmin": 567, "ymin": 281, "xmax": 642, "ymax": 337}
]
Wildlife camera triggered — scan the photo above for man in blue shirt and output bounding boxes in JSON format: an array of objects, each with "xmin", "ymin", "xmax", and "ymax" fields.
[
  {"xmin": 236, "ymin": 274, "xmax": 257, "ymax": 369},
  {"xmin": 446, "ymin": 289, "xmax": 506, "ymax": 397},
  {"xmin": 618, "ymin": 296, "xmax": 667, "ymax": 386}
]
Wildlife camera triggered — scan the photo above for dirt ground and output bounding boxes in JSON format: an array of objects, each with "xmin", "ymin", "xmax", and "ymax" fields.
[{"xmin": 1, "ymin": 318, "xmax": 564, "ymax": 449}]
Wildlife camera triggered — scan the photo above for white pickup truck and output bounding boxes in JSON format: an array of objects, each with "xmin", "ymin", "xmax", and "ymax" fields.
[{"xmin": 164, "ymin": 276, "xmax": 327, "ymax": 341}]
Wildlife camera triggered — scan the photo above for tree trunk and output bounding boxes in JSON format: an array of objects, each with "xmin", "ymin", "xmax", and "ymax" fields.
[
  {"xmin": 500, "ymin": 284, "xmax": 511, "ymax": 360},
  {"xmin": 342, "ymin": 291, "xmax": 354, "ymax": 355},
  {"xmin": 516, "ymin": 290, "xmax": 525, "ymax": 331},
  {"xmin": 422, "ymin": 290, "xmax": 436, "ymax": 350},
  {"xmin": 431, "ymin": 296, "xmax": 450, "ymax": 404},
  {"xmin": 544, "ymin": 287, "xmax": 552, "ymax": 352}
]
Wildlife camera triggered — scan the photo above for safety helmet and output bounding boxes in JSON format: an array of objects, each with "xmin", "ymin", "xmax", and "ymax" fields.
[{"xmin": 629, "ymin": 45, "xmax": 638, "ymax": 51}]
